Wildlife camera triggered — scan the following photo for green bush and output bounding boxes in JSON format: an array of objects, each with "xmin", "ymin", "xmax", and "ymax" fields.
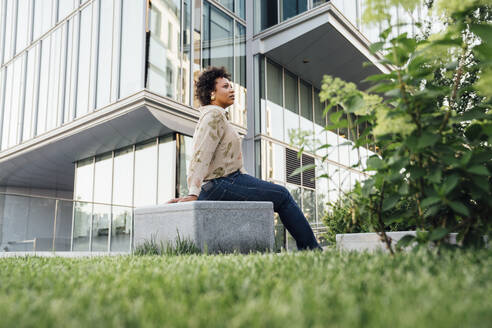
[
  {"xmin": 321, "ymin": 183, "xmax": 416, "ymax": 244},
  {"xmin": 294, "ymin": 0, "xmax": 492, "ymax": 253}
]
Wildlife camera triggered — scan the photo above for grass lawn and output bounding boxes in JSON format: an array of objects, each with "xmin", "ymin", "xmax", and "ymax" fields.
[{"xmin": 0, "ymin": 249, "xmax": 491, "ymax": 328}]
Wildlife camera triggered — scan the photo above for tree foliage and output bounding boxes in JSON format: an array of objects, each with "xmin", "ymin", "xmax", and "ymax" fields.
[{"xmin": 316, "ymin": 0, "xmax": 492, "ymax": 252}]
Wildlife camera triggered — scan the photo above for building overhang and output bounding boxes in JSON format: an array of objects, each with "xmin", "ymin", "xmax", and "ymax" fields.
[
  {"xmin": 251, "ymin": 3, "xmax": 390, "ymax": 89},
  {"xmin": 0, "ymin": 90, "xmax": 247, "ymax": 192}
]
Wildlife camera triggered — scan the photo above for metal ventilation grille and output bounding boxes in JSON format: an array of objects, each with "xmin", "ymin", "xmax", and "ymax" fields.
[
  {"xmin": 285, "ymin": 148, "xmax": 301, "ymax": 185},
  {"xmin": 301, "ymin": 154, "xmax": 316, "ymax": 189}
]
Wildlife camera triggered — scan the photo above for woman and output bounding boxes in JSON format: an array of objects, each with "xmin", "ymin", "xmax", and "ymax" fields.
[{"xmin": 168, "ymin": 67, "xmax": 322, "ymax": 251}]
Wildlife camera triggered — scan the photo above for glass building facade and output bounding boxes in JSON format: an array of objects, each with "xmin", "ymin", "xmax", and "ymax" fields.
[{"xmin": 0, "ymin": 0, "xmax": 415, "ymax": 252}]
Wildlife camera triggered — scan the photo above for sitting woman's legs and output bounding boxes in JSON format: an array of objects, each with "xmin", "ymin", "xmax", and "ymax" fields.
[{"xmin": 198, "ymin": 172, "xmax": 321, "ymax": 250}]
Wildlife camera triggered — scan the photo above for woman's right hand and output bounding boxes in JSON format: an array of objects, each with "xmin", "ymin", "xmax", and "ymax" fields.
[{"xmin": 166, "ymin": 195, "xmax": 198, "ymax": 203}]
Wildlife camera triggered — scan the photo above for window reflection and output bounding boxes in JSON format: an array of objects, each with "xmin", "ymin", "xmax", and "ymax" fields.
[
  {"xmin": 96, "ymin": 0, "xmax": 114, "ymax": 108},
  {"xmin": 302, "ymin": 188, "xmax": 316, "ymax": 224},
  {"xmin": 92, "ymin": 153, "xmax": 112, "ymax": 252},
  {"xmin": 8, "ymin": 56, "xmax": 23, "ymax": 148},
  {"xmin": 76, "ymin": 5, "xmax": 92, "ymax": 118},
  {"xmin": 281, "ymin": 0, "xmax": 307, "ymax": 22},
  {"xmin": 232, "ymin": 22, "xmax": 246, "ymax": 127},
  {"xmin": 203, "ymin": 1, "xmax": 234, "ymax": 75},
  {"xmin": 178, "ymin": 135, "xmax": 193, "ymax": 197},
  {"xmin": 254, "ymin": 0, "xmax": 278, "ymax": 33},
  {"xmin": 148, "ymin": 0, "xmax": 182, "ymax": 100},
  {"xmin": 120, "ymin": 0, "xmax": 145, "ymax": 97},
  {"xmin": 23, "ymin": 46, "xmax": 38, "ymax": 141},
  {"xmin": 16, "ymin": 0, "xmax": 29, "ymax": 54},
  {"xmin": 73, "ymin": 158, "xmax": 93, "ymax": 251},
  {"xmin": 1, "ymin": 66, "xmax": 13, "ymax": 150},
  {"xmin": 111, "ymin": 146, "xmax": 134, "ymax": 252},
  {"xmin": 158, "ymin": 135, "xmax": 176, "ymax": 204},
  {"xmin": 134, "ymin": 140, "xmax": 158, "ymax": 207}
]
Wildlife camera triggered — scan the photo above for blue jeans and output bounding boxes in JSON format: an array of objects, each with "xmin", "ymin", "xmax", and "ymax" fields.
[{"xmin": 197, "ymin": 170, "xmax": 322, "ymax": 251}]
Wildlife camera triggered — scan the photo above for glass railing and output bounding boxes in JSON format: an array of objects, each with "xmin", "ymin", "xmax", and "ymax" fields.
[{"xmin": 0, "ymin": 192, "xmax": 134, "ymax": 253}]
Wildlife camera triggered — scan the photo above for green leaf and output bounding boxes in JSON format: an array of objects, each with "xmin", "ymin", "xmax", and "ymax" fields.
[
  {"xmin": 421, "ymin": 197, "xmax": 441, "ymax": 208},
  {"xmin": 369, "ymin": 41, "xmax": 385, "ymax": 53},
  {"xmin": 329, "ymin": 111, "xmax": 343, "ymax": 124},
  {"xmin": 366, "ymin": 156, "xmax": 384, "ymax": 170},
  {"xmin": 397, "ymin": 235, "xmax": 416, "ymax": 248},
  {"xmin": 429, "ymin": 227, "xmax": 449, "ymax": 241},
  {"xmin": 417, "ymin": 132, "xmax": 439, "ymax": 149},
  {"xmin": 289, "ymin": 164, "xmax": 316, "ymax": 177},
  {"xmin": 398, "ymin": 183, "xmax": 409, "ymax": 195},
  {"xmin": 382, "ymin": 195, "xmax": 399, "ymax": 212},
  {"xmin": 466, "ymin": 165, "xmax": 490, "ymax": 176},
  {"xmin": 448, "ymin": 201, "xmax": 470, "ymax": 217},
  {"xmin": 470, "ymin": 24, "xmax": 492, "ymax": 45},
  {"xmin": 343, "ymin": 93, "xmax": 364, "ymax": 113},
  {"xmin": 442, "ymin": 175, "xmax": 459, "ymax": 195},
  {"xmin": 428, "ymin": 169, "xmax": 442, "ymax": 184}
]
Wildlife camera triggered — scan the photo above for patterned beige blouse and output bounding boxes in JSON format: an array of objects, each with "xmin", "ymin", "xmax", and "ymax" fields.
[{"xmin": 187, "ymin": 105, "xmax": 246, "ymax": 197}]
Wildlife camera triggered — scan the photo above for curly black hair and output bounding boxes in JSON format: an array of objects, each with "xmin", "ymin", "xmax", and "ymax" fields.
[{"xmin": 195, "ymin": 66, "xmax": 231, "ymax": 106}]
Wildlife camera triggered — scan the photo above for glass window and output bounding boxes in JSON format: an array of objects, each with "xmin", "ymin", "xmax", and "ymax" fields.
[
  {"xmin": 36, "ymin": 36, "xmax": 50, "ymax": 135},
  {"xmin": 120, "ymin": 0, "xmax": 145, "ymax": 98},
  {"xmin": 58, "ymin": 0, "xmax": 76, "ymax": 22},
  {"xmin": 314, "ymin": 89, "xmax": 325, "ymax": 126},
  {"xmin": 254, "ymin": 0, "xmax": 278, "ymax": 33},
  {"xmin": 299, "ymin": 80, "xmax": 313, "ymax": 144},
  {"xmin": 76, "ymin": 5, "xmax": 92, "ymax": 118},
  {"xmin": 317, "ymin": 164, "xmax": 329, "ymax": 218},
  {"xmin": 328, "ymin": 164, "xmax": 340, "ymax": 204},
  {"xmin": 216, "ymin": 0, "xmax": 234, "ymax": 11},
  {"xmin": 265, "ymin": 60, "xmax": 283, "ymax": 140},
  {"xmin": 0, "ymin": 69, "xmax": 4, "ymax": 147},
  {"xmin": 266, "ymin": 60, "xmax": 282, "ymax": 106},
  {"xmin": 182, "ymin": 0, "xmax": 192, "ymax": 105},
  {"xmin": 340, "ymin": 168, "xmax": 351, "ymax": 193},
  {"xmin": 8, "ymin": 56, "xmax": 24, "ymax": 148},
  {"xmin": 46, "ymin": 27, "xmax": 62, "ymax": 131},
  {"xmin": 284, "ymin": 70, "xmax": 298, "ymax": 114},
  {"xmin": 302, "ymin": 188, "xmax": 316, "ymax": 224},
  {"xmin": 148, "ymin": 0, "xmax": 181, "ymax": 100},
  {"xmin": 22, "ymin": 46, "xmax": 38, "ymax": 141},
  {"xmin": 134, "ymin": 140, "xmax": 158, "ymax": 207},
  {"xmin": 33, "ymin": 0, "xmax": 54, "ymax": 40},
  {"xmin": 235, "ymin": 0, "xmax": 245, "ymax": 19},
  {"xmin": 1, "ymin": 66, "xmax": 13, "ymax": 150},
  {"xmin": 158, "ymin": 135, "xmax": 176, "ymax": 204},
  {"xmin": 3, "ymin": 0, "xmax": 15, "ymax": 63},
  {"xmin": 270, "ymin": 143, "xmax": 285, "ymax": 182},
  {"xmin": 284, "ymin": 70, "xmax": 298, "ymax": 143},
  {"xmin": 64, "ymin": 16, "xmax": 77, "ymax": 123},
  {"xmin": 178, "ymin": 134, "xmax": 193, "ymax": 197},
  {"xmin": 16, "ymin": 0, "xmax": 30, "ymax": 54},
  {"xmin": 203, "ymin": 1, "xmax": 234, "ymax": 75},
  {"xmin": 281, "ymin": 0, "xmax": 307, "ymax": 21},
  {"xmin": 111, "ymin": 146, "xmax": 134, "ymax": 252},
  {"xmin": 92, "ymin": 153, "xmax": 112, "ymax": 252},
  {"xmin": 300, "ymin": 80, "xmax": 312, "ymax": 121},
  {"xmin": 232, "ymin": 22, "xmax": 246, "ymax": 126},
  {"xmin": 313, "ymin": 0, "xmax": 328, "ymax": 7},
  {"xmin": 96, "ymin": 0, "xmax": 114, "ymax": 108},
  {"xmin": 73, "ymin": 158, "xmax": 94, "ymax": 251}
]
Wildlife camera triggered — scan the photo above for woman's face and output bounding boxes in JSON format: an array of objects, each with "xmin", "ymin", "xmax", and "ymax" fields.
[{"xmin": 211, "ymin": 77, "xmax": 235, "ymax": 108}]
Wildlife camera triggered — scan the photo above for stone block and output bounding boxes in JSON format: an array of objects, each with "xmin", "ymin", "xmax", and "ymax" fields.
[
  {"xmin": 134, "ymin": 201, "xmax": 275, "ymax": 254},
  {"xmin": 336, "ymin": 231, "xmax": 458, "ymax": 252}
]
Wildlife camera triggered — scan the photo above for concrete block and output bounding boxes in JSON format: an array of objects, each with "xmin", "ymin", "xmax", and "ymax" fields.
[
  {"xmin": 336, "ymin": 231, "xmax": 458, "ymax": 252},
  {"xmin": 134, "ymin": 201, "xmax": 275, "ymax": 254}
]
